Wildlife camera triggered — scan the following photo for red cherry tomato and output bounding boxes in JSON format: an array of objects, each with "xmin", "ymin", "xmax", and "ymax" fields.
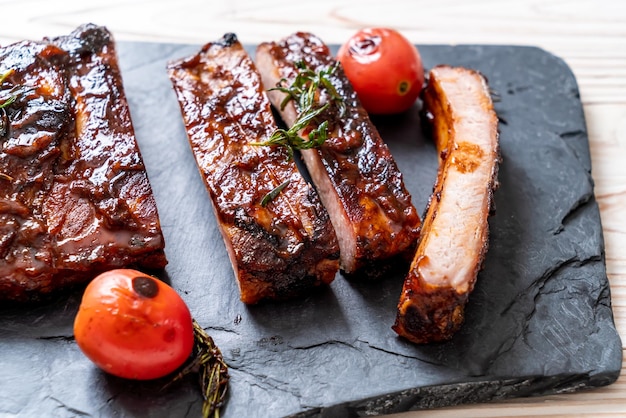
[
  {"xmin": 337, "ymin": 28, "xmax": 425, "ymax": 115},
  {"xmin": 74, "ymin": 269, "xmax": 194, "ymax": 380}
]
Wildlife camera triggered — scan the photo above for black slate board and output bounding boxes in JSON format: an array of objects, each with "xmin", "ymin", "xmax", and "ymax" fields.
[{"xmin": 0, "ymin": 42, "xmax": 622, "ymax": 418}]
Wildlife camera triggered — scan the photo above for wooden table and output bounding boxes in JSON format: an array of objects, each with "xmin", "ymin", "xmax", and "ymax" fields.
[{"xmin": 1, "ymin": 0, "xmax": 624, "ymax": 416}]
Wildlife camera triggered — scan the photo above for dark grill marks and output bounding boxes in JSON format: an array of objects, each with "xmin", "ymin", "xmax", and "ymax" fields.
[
  {"xmin": 255, "ymin": 32, "xmax": 421, "ymax": 278},
  {"xmin": 167, "ymin": 34, "xmax": 339, "ymax": 304}
]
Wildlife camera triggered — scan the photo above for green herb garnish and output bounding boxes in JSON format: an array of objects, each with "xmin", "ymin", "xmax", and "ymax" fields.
[
  {"xmin": 260, "ymin": 179, "xmax": 290, "ymax": 207},
  {"xmin": 0, "ymin": 70, "xmax": 13, "ymax": 137},
  {"xmin": 0, "ymin": 69, "xmax": 13, "ymax": 85},
  {"xmin": 0, "ymin": 94, "xmax": 17, "ymax": 110},
  {"xmin": 0, "ymin": 69, "xmax": 33, "ymax": 108},
  {"xmin": 272, "ymin": 60, "xmax": 344, "ymax": 116},
  {"xmin": 0, "ymin": 69, "xmax": 17, "ymax": 109},
  {"xmin": 251, "ymin": 60, "xmax": 344, "ymax": 159}
]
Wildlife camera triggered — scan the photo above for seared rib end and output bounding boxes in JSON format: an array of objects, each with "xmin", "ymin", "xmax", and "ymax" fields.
[
  {"xmin": 238, "ymin": 257, "xmax": 339, "ymax": 304},
  {"xmin": 393, "ymin": 286, "xmax": 466, "ymax": 344},
  {"xmin": 230, "ymin": 219, "xmax": 339, "ymax": 304}
]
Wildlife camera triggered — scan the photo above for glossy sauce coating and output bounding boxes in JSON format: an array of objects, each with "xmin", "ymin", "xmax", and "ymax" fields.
[
  {"xmin": 167, "ymin": 34, "xmax": 339, "ymax": 304},
  {"xmin": 0, "ymin": 25, "xmax": 166, "ymax": 302},
  {"xmin": 256, "ymin": 32, "xmax": 421, "ymax": 277}
]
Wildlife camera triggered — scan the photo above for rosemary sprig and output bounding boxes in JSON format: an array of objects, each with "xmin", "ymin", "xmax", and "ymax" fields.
[
  {"xmin": 165, "ymin": 320, "xmax": 229, "ymax": 418},
  {"xmin": 0, "ymin": 70, "xmax": 12, "ymax": 137},
  {"xmin": 260, "ymin": 179, "xmax": 290, "ymax": 207},
  {"xmin": 250, "ymin": 61, "xmax": 344, "ymax": 205},
  {"xmin": 0, "ymin": 69, "xmax": 34, "ymax": 108},
  {"xmin": 272, "ymin": 60, "xmax": 344, "ymax": 115},
  {"xmin": 255, "ymin": 104, "xmax": 330, "ymax": 160},
  {"xmin": 0, "ymin": 69, "xmax": 13, "ymax": 85},
  {"xmin": 251, "ymin": 60, "xmax": 344, "ymax": 159},
  {"xmin": 0, "ymin": 69, "xmax": 17, "ymax": 109},
  {"xmin": 0, "ymin": 94, "xmax": 17, "ymax": 110}
]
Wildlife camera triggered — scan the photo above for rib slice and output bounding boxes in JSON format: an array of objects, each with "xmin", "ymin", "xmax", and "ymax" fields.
[
  {"xmin": 393, "ymin": 65, "xmax": 500, "ymax": 344},
  {"xmin": 0, "ymin": 25, "xmax": 167, "ymax": 302},
  {"xmin": 255, "ymin": 32, "xmax": 421, "ymax": 277},
  {"xmin": 167, "ymin": 33, "xmax": 339, "ymax": 304}
]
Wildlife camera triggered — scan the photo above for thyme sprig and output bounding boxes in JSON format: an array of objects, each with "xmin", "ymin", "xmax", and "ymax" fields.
[
  {"xmin": 251, "ymin": 60, "xmax": 344, "ymax": 160},
  {"xmin": 0, "ymin": 94, "xmax": 17, "ymax": 110},
  {"xmin": 0, "ymin": 69, "xmax": 17, "ymax": 109},
  {"xmin": 251, "ymin": 61, "xmax": 344, "ymax": 206},
  {"xmin": 273, "ymin": 60, "xmax": 344, "ymax": 117},
  {"xmin": 257, "ymin": 106, "xmax": 330, "ymax": 160},
  {"xmin": 165, "ymin": 320, "xmax": 229, "ymax": 418},
  {"xmin": 0, "ymin": 69, "xmax": 13, "ymax": 85},
  {"xmin": 0, "ymin": 69, "xmax": 33, "ymax": 137},
  {"xmin": 0, "ymin": 70, "xmax": 14, "ymax": 138},
  {"xmin": 1, "ymin": 69, "xmax": 34, "ymax": 108},
  {"xmin": 260, "ymin": 179, "xmax": 290, "ymax": 207}
]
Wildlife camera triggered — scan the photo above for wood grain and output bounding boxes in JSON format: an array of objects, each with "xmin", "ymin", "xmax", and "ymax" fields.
[{"xmin": 1, "ymin": 0, "xmax": 624, "ymax": 416}]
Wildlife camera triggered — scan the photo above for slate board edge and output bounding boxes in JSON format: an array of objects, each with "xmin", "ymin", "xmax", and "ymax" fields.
[{"xmin": 290, "ymin": 366, "xmax": 621, "ymax": 417}]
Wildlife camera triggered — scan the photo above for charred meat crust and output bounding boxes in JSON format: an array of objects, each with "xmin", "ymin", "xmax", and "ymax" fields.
[
  {"xmin": 255, "ymin": 32, "xmax": 421, "ymax": 277},
  {"xmin": 393, "ymin": 65, "xmax": 500, "ymax": 344},
  {"xmin": 0, "ymin": 24, "xmax": 167, "ymax": 302},
  {"xmin": 167, "ymin": 34, "xmax": 339, "ymax": 304}
]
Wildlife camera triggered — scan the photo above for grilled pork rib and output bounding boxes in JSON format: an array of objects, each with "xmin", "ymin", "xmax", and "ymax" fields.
[
  {"xmin": 0, "ymin": 25, "xmax": 167, "ymax": 302},
  {"xmin": 167, "ymin": 34, "xmax": 339, "ymax": 304},
  {"xmin": 256, "ymin": 32, "xmax": 421, "ymax": 277},
  {"xmin": 393, "ymin": 66, "xmax": 500, "ymax": 344}
]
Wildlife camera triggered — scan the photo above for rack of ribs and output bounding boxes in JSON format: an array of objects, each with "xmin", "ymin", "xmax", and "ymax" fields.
[
  {"xmin": 0, "ymin": 24, "xmax": 167, "ymax": 302},
  {"xmin": 167, "ymin": 34, "xmax": 339, "ymax": 304},
  {"xmin": 255, "ymin": 32, "xmax": 421, "ymax": 278},
  {"xmin": 393, "ymin": 65, "xmax": 500, "ymax": 343}
]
